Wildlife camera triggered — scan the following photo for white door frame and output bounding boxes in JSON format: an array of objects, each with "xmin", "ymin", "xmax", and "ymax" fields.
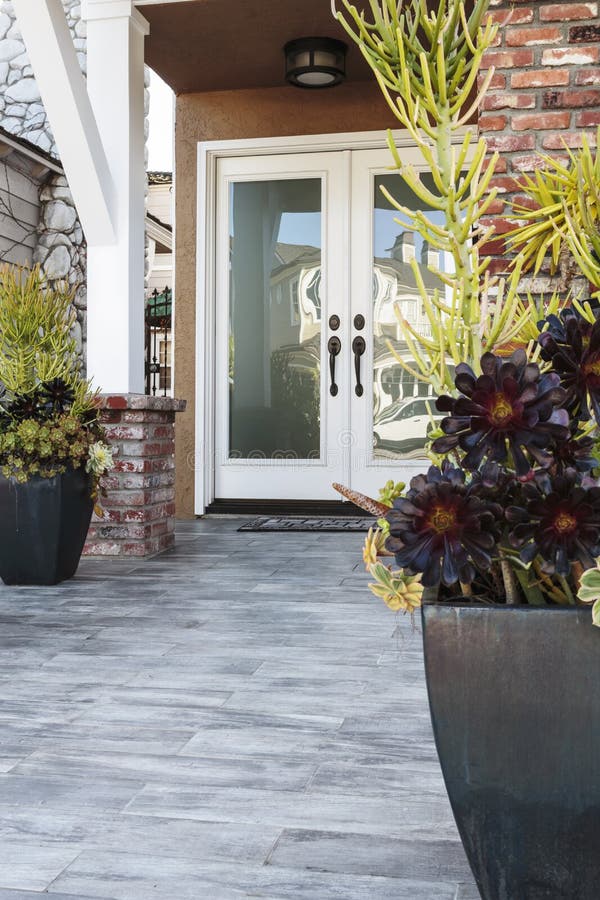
[{"xmin": 195, "ymin": 128, "xmax": 467, "ymax": 514}]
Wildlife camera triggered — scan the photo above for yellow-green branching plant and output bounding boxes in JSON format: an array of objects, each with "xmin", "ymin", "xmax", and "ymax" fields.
[
  {"xmin": 507, "ymin": 127, "xmax": 600, "ymax": 289},
  {"xmin": 0, "ymin": 265, "xmax": 79, "ymax": 395},
  {"xmin": 333, "ymin": 0, "xmax": 527, "ymax": 393}
]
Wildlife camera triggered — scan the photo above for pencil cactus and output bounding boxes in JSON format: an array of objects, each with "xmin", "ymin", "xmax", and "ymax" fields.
[
  {"xmin": 333, "ymin": 0, "xmax": 528, "ymax": 394},
  {"xmin": 507, "ymin": 127, "xmax": 600, "ymax": 295}
]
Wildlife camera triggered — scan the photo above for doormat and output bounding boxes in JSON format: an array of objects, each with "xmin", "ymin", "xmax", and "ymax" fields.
[{"xmin": 238, "ymin": 516, "xmax": 377, "ymax": 532}]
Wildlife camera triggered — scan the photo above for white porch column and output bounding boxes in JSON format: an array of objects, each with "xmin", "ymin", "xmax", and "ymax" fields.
[{"xmin": 83, "ymin": 0, "xmax": 149, "ymax": 393}]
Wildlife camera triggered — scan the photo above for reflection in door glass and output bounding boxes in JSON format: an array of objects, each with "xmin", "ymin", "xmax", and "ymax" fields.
[
  {"xmin": 372, "ymin": 174, "xmax": 450, "ymax": 460},
  {"xmin": 228, "ymin": 179, "xmax": 321, "ymax": 460}
]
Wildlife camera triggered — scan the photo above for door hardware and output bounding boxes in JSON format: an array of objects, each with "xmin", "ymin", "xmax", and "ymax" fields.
[
  {"xmin": 328, "ymin": 314, "xmax": 340, "ymax": 331},
  {"xmin": 352, "ymin": 336, "xmax": 366, "ymax": 397},
  {"xmin": 353, "ymin": 314, "xmax": 365, "ymax": 331},
  {"xmin": 328, "ymin": 336, "xmax": 341, "ymax": 396}
]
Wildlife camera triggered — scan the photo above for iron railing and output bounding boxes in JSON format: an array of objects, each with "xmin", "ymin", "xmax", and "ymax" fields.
[{"xmin": 145, "ymin": 286, "xmax": 172, "ymax": 396}]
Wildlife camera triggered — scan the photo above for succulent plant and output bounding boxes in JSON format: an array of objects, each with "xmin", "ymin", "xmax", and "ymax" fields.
[
  {"xmin": 367, "ymin": 561, "xmax": 423, "ymax": 613},
  {"xmin": 432, "ymin": 349, "xmax": 570, "ymax": 477},
  {"xmin": 385, "ymin": 462, "xmax": 503, "ymax": 588}
]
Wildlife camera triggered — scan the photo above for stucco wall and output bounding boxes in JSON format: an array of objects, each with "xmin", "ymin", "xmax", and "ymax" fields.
[{"xmin": 174, "ymin": 81, "xmax": 397, "ymax": 517}]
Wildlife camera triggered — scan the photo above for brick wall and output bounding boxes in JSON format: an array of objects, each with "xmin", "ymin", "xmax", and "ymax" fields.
[
  {"xmin": 84, "ymin": 394, "xmax": 186, "ymax": 557},
  {"xmin": 479, "ymin": 0, "xmax": 599, "ymax": 289}
]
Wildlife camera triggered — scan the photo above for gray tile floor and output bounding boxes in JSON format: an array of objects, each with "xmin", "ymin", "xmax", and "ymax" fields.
[{"xmin": 0, "ymin": 517, "xmax": 477, "ymax": 899}]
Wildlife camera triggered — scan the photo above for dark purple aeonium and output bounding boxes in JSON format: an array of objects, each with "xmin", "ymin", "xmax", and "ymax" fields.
[
  {"xmin": 431, "ymin": 349, "xmax": 569, "ymax": 477},
  {"xmin": 537, "ymin": 306, "xmax": 600, "ymax": 423},
  {"xmin": 8, "ymin": 390, "xmax": 45, "ymax": 421},
  {"xmin": 38, "ymin": 378, "xmax": 76, "ymax": 415},
  {"xmin": 506, "ymin": 468, "xmax": 600, "ymax": 577},
  {"xmin": 385, "ymin": 462, "xmax": 503, "ymax": 588}
]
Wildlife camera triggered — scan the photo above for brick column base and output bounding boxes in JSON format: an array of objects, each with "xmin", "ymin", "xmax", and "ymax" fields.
[{"xmin": 83, "ymin": 394, "xmax": 186, "ymax": 557}]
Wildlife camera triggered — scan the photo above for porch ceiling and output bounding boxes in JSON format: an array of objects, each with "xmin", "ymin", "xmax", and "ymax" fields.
[{"xmin": 142, "ymin": 0, "xmax": 374, "ymax": 95}]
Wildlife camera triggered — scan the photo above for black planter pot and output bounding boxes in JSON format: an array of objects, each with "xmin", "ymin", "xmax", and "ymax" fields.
[
  {"xmin": 0, "ymin": 469, "xmax": 94, "ymax": 585},
  {"xmin": 422, "ymin": 603, "xmax": 600, "ymax": 899}
]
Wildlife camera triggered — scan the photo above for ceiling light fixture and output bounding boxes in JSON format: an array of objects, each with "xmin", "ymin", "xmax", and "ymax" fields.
[{"xmin": 284, "ymin": 37, "xmax": 347, "ymax": 89}]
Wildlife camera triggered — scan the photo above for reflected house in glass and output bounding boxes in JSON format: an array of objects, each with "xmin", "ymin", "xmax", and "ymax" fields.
[{"xmin": 373, "ymin": 231, "xmax": 440, "ymax": 417}]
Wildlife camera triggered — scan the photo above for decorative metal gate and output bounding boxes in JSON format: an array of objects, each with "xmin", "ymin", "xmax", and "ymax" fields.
[{"xmin": 145, "ymin": 286, "xmax": 172, "ymax": 396}]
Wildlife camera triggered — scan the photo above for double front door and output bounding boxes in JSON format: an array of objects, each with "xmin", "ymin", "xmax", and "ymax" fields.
[{"xmin": 214, "ymin": 146, "xmax": 444, "ymax": 500}]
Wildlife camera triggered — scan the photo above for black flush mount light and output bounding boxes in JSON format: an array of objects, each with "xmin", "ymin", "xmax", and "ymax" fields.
[{"xmin": 284, "ymin": 37, "xmax": 348, "ymax": 89}]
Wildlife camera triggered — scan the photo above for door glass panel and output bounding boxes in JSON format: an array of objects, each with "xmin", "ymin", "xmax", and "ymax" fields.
[
  {"xmin": 372, "ymin": 174, "xmax": 449, "ymax": 460},
  {"xmin": 228, "ymin": 178, "xmax": 322, "ymax": 460}
]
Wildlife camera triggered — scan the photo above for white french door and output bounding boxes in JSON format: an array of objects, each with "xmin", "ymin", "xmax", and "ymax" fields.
[{"xmin": 212, "ymin": 146, "xmax": 441, "ymax": 502}]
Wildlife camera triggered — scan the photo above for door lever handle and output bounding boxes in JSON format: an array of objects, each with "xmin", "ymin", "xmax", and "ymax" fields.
[
  {"xmin": 352, "ymin": 336, "xmax": 366, "ymax": 397},
  {"xmin": 328, "ymin": 336, "xmax": 341, "ymax": 397}
]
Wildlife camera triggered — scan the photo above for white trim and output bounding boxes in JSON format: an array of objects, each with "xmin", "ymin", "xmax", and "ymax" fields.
[
  {"xmin": 83, "ymin": 0, "xmax": 150, "ymax": 34},
  {"xmin": 194, "ymin": 128, "xmax": 468, "ymax": 514},
  {"xmin": 146, "ymin": 215, "xmax": 172, "ymax": 250}
]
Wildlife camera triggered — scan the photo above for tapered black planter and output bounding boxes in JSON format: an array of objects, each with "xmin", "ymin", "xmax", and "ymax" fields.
[
  {"xmin": 0, "ymin": 469, "xmax": 94, "ymax": 585},
  {"xmin": 422, "ymin": 603, "xmax": 600, "ymax": 900}
]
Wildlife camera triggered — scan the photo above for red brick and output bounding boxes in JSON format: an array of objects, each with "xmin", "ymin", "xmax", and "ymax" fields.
[
  {"xmin": 83, "ymin": 541, "xmax": 122, "ymax": 557},
  {"xmin": 103, "ymin": 425, "xmax": 149, "ymax": 441},
  {"xmin": 480, "ymin": 217, "xmax": 521, "ymax": 234},
  {"xmin": 490, "ymin": 7, "xmax": 534, "ymax": 24},
  {"xmin": 511, "ymin": 111, "xmax": 571, "ymax": 130},
  {"xmin": 126, "ymin": 524, "xmax": 153, "ymax": 540},
  {"xmin": 485, "ymin": 134, "xmax": 536, "ymax": 152},
  {"xmin": 481, "ymin": 49, "xmax": 535, "ymax": 69},
  {"xmin": 122, "ymin": 509, "xmax": 147, "ymax": 522},
  {"xmin": 485, "ymin": 198, "xmax": 506, "ymax": 214},
  {"xmin": 102, "ymin": 489, "xmax": 146, "ymax": 507},
  {"xmin": 484, "ymin": 155, "xmax": 508, "ymax": 174},
  {"xmin": 479, "ymin": 72, "xmax": 507, "ymax": 90},
  {"xmin": 488, "ymin": 175, "xmax": 526, "ymax": 193},
  {"xmin": 479, "ymin": 238, "xmax": 507, "ymax": 257},
  {"xmin": 121, "ymin": 410, "xmax": 173, "ymax": 423},
  {"xmin": 540, "ymin": 3, "xmax": 598, "ymax": 20},
  {"xmin": 113, "ymin": 458, "xmax": 147, "ymax": 473},
  {"xmin": 576, "ymin": 68, "xmax": 600, "ymax": 84},
  {"xmin": 511, "ymin": 194, "xmax": 540, "ymax": 211},
  {"xmin": 511, "ymin": 152, "xmax": 569, "ymax": 171},
  {"xmin": 543, "ymin": 88, "xmax": 600, "ymax": 108},
  {"xmin": 151, "ymin": 522, "xmax": 168, "ymax": 537},
  {"xmin": 479, "ymin": 114, "xmax": 508, "ymax": 131},
  {"xmin": 482, "ymin": 92, "xmax": 535, "ymax": 110},
  {"xmin": 104, "ymin": 395, "xmax": 128, "ymax": 410},
  {"xmin": 570, "ymin": 24, "xmax": 600, "ymax": 43},
  {"xmin": 576, "ymin": 110, "xmax": 600, "ymax": 126},
  {"xmin": 506, "ymin": 26, "xmax": 563, "ymax": 46},
  {"xmin": 542, "ymin": 47, "xmax": 600, "ymax": 65},
  {"xmin": 487, "ymin": 258, "xmax": 512, "ymax": 276},
  {"xmin": 511, "ymin": 69, "xmax": 570, "ymax": 88},
  {"xmin": 92, "ymin": 508, "xmax": 122, "ymax": 524},
  {"xmin": 121, "ymin": 543, "xmax": 153, "ymax": 557},
  {"xmin": 542, "ymin": 131, "xmax": 598, "ymax": 148}
]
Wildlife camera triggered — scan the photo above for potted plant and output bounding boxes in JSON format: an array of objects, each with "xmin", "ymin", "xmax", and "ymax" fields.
[
  {"xmin": 333, "ymin": 1, "xmax": 600, "ymax": 897},
  {"xmin": 0, "ymin": 265, "xmax": 114, "ymax": 585}
]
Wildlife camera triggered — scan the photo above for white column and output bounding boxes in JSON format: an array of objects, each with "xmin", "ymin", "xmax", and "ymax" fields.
[{"xmin": 83, "ymin": 0, "xmax": 149, "ymax": 394}]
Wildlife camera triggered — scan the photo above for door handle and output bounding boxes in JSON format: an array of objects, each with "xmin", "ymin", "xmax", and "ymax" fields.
[
  {"xmin": 328, "ymin": 336, "xmax": 341, "ymax": 397},
  {"xmin": 352, "ymin": 336, "xmax": 366, "ymax": 397}
]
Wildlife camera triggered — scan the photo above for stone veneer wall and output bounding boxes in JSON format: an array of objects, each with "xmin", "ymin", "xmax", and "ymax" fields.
[
  {"xmin": 0, "ymin": 0, "xmax": 88, "ymax": 356},
  {"xmin": 0, "ymin": 1, "xmax": 151, "ymax": 362},
  {"xmin": 479, "ymin": 0, "xmax": 599, "ymax": 295},
  {"xmin": 84, "ymin": 395, "xmax": 186, "ymax": 557}
]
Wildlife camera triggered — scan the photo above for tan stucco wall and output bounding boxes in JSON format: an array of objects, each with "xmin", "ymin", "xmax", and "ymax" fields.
[{"xmin": 174, "ymin": 81, "xmax": 397, "ymax": 517}]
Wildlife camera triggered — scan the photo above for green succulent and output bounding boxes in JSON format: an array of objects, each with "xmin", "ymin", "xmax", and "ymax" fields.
[{"xmin": 577, "ymin": 566, "xmax": 600, "ymax": 629}]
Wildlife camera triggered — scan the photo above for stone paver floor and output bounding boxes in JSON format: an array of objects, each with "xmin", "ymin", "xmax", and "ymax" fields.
[{"xmin": 0, "ymin": 517, "xmax": 477, "ymax": 899}]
